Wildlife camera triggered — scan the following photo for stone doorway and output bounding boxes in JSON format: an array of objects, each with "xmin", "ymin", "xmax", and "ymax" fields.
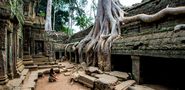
[
  {"xmin": 111, "ymin": 54, "xmax": 132, "ymax": 72},
  {"xmin": 140, "ymin": 56, "xmax": 185, "ymax": 89},
  {"xmin": 55, "ymin": 52, "xmax": 59, "ymax": 59},
  {"xmin": 35, "ymin": 40, "xmax": 44, "ymax": 55}
]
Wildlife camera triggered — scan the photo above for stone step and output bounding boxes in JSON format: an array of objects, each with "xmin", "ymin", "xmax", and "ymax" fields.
[
  {"xmin": 108, "ymin": 71, "xmax": 129, "ymax": 80},
  {"xmin": 17, "ymin": 64, "xmax": 25, "ymax": 73},
  {"xmin": 25, "ymin": 65, "xmax": 38, "ymax": 71},
  {"xmin": 114, "ymin": 80, "xmax": 136, "ymax": 90},
  {"xmin": 22, "ymin": 71, "xmax": 38, "ymax": 90},
  {"xmin": 94, "ymin": 74, "xmax": 118, "ymax": 90},
  {"xmin": 23, "ymin": 58, "xmax": 33, "ymax": 61},
  {"xmin": 34, "ymin": 61, "xmax": 56, "ymax": 66},
  {"xmin": 38, "ymin": 68, "xmax": 60, "ymax": 75},
  {"xmin": 33, "ymin": 57, "xmax": 49, "ymax": 62},
  {"xmin": 77, "ymin": 72, "xmax": 97, "ymax": 88},
  {"xmin": 37, "ymin": 65, "xmax": 58, "ymax": 69},
  {"xmin": 23, "ymin": 61, "xmax": 34, "ymax": 66},
  {"xmin": 21, "ymin": 69, "xmax": 29, "ymax": 76},
  {"xmin": 23, "ymin": 55, "xmax": 32, "ymax": 59},
  {"xmin": 128, "ymin": 85, "xmax": 155, "ymax": 90},
  {"xmin": 16, "ymin": 60, "xmax": 24, "ymax": 68}
]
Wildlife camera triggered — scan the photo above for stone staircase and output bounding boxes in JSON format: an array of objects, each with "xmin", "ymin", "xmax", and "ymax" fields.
[
  {"xmin": 23, "ymin": 54, "xmax": 56, "ymax": 70},
  {"xmin": 16, "ymin": 59, "xmax": 25, "ymax": 74},
  {"xmin": 23, "ymin": 55, "xmax": 34, "ymax": 66},
  {"xmin": 32, "ymin": 55, "xmax": 55, "ymax": 66}
]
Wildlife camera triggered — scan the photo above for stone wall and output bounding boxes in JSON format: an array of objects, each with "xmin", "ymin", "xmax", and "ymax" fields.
[
  {"xmin": 125, "ymin": 0, "xmax": 185, "ymax": 16},
  {"xmin": 112, "ymin": 30, "xmax": 185, "ymax": 59},
  {"xmin": 66, "ymin": 0, "xmax": 185, "ymax": 59},
  {"xmin": 111, "ymin": 0, "xmax": 185, "ymax": 58},
  {"xmin": 0, "ymin": 20, "xmax": 8, "ymax": 84},
  {"xmin": 122, "ymin": 0, "xmax": 185, "ymax": 35},
  {"xmin": 67, "ymin": 25, "xmax": 92, "ymax": 43}
]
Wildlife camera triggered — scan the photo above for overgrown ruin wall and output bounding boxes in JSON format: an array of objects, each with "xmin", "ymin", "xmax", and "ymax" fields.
[
  {"xmin": 67, "ymin": 0, "xmax": 185, "ymax": 59},
  {"xmin": 112, "ymin": 0, "xmax": 185, "ymax": 59}
]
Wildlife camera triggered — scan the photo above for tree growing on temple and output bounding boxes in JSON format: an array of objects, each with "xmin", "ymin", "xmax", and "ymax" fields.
[
  {"xmin": 75, "ymin": 0, "xmax": 124, "ymax": 71},
  {"xmin": 74, "ymin": 0, "xmax": 185, "ymax": 71}
]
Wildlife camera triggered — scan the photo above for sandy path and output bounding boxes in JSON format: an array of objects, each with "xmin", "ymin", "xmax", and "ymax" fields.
[{"xmin": 35, "ymin": 73, "xmax": 90, "ymax": 90}]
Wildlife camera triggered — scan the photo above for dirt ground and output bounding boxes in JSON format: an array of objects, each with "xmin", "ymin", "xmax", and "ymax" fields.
[{"xmin": 35, "ymin": 73, "xmax": 90, "ymax": 90}]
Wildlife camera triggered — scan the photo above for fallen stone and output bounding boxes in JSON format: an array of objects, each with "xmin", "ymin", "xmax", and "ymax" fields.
[
  {"xmin": 78, "ymin": 73, "xmax": 97, "ymax": 88},
  {"xmin": 114, "ymin": 80, "xmax": 136, "ymax": 90},
  {"xmin": 67, "ymin": 68, "xmax": 74, "ymax": 72},
  {"xmin": 21, "ymin": 69, "xmax": 29, "ymax": 76},
  {"xmin": 85, "ymin": 66, "xmax": 103, "ymax": 75},
  {"xmin": 128, "ymin": 85, "xmax": 155, "ymax": 90},
  {"xmin": 80, "ymin": 62, "xmax": 87, "ymax": 70},
  {"xmin": 142, "ymin": 84, "xmax": 170, "ymax": 90},
  {"xmin": 64, "ymin": 72, "xmax": 71, "ymax": 76},
  {"xmin": 65, "ymin": 64, "xmax": 74, "ymax": 69},
  {"xmin": 58, "ymin": 64, "xmax": 65, "ymax": 68},
  {"xmin": 94, "ymin": 74, "xmax": 118, "ymax": 90},
  {"xmin": 60, "ymin": 68, "xmax": 67, "ymax": 72},
  {"xmin": 71, "ymin": 72, "xmax": 80, "ymax": 81},
  {"xmin": 108, "ymin": 71, "xmax": 129, "ymax": 80}
]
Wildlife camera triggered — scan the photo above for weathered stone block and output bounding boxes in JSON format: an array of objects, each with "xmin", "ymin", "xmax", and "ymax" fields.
[
  {"xmin": 85, "ymin": 66, "xmax": 103, "ymax": 75},
  {"xmin": 78, "ymin": 73, "xmax": 96, "ymax": 88},
  {"xmin": 108, "ymin": 71, "xmax": 129, "ymax": 80},
  {"xmin": 94, "ymin": 74, "xmax": 118, "ymax": 90},
  {"xmin": 128, "ymin": 85, "xmax": 155, "ymax": 90},
  {"xmin": 114, "ymin": 80, "xmax": 136, "ymax": 90}
]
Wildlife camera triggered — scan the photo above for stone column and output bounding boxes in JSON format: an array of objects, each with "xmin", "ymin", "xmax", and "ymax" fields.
[
  {"xmin": 7, "ymin": 30, "xmax": 13, "ymax": 79},
  {"xmin": 131, "ymin": 55, "xmax": 140, "ymax": 83},
  {"xmin": 0, "ymin": 21, "xmax": 8, "ymax": 84},
  {"xmin": 74, "ymin": 50, "xmax": 78, "ymax": 63}
]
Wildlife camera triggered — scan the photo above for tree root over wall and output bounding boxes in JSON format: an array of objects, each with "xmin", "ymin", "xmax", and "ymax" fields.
[{"xmin": 65, "ymin": 1, "xmax": 185, "ymax": 71}]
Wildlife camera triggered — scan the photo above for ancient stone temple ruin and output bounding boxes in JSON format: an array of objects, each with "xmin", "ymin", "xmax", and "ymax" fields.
[
  {"xmin": 60, "ymin": 0, "xmax": 185, "ymax": 89},
  {"xmin": 0, "ymin": 0, "xmax": 185, "ymax": 90},
  {"xmin": 0, "ymin": 0, "xmax": 54, "ymax": 89}
]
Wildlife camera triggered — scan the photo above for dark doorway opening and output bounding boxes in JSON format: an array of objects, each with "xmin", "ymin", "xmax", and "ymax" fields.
[
  {"xmin": 35, "ymin": 40, "xmax": 44, "ymax": 54},
  {"xmin": 140, "ymin": 56, "xmax": 185, "ymax": 89},
  {"xmin": 55, "ymin": 52, "xmax": 59, "ymax": 59},
  {"xmin": 71, "ymin": 52, "xmax": 75, "ymax": 62},
  {"xmin": 111, "ymin": 54, "xmax": 132, "ymax": 73}
]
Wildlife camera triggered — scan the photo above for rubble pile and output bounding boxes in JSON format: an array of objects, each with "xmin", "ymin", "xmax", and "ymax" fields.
[{"xmin": 55, "ymin": 62, "xmax": 157, "ymax": 90}]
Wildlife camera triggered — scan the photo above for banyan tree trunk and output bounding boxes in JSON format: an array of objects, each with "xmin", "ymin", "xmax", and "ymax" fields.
[{"xmin": 76, "ymin": 0, "xmax": 124, "ymax": 71}]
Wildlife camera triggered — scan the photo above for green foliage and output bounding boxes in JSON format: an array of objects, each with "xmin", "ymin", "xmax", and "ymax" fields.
[
  {"xmin": 39, "ymin": 0, "xmax": 94, "ymax": 35},
  {"xmin": 37, "ymin": 0, "xmax": 47, "ymax": 17},
  {"xmin": 75, "ymin": 14, "xmax": 93, "ymax": 30},
  {"xmin": 38, "ymin": 11, "xmax": 46, "ymax": 17},
  {"xmin": 61, "ymin": 25, "xmax": 73, "ymax": 35},
  {"xmin": 9, "ymin": 0, "xmax": 24, "ymax": 27}
]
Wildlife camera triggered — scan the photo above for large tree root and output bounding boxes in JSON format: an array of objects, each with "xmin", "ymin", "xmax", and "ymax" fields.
[
  {"xmin": 122, "ymin": 6, "xmax": 185, "ymax": 24},
  {"xmin": 73, "ymin": 1, "xmax": 185, "ymax": 71},
  {"xmin": 74, "ymin": 0, "xmax": 124, "ymax": 71}
]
